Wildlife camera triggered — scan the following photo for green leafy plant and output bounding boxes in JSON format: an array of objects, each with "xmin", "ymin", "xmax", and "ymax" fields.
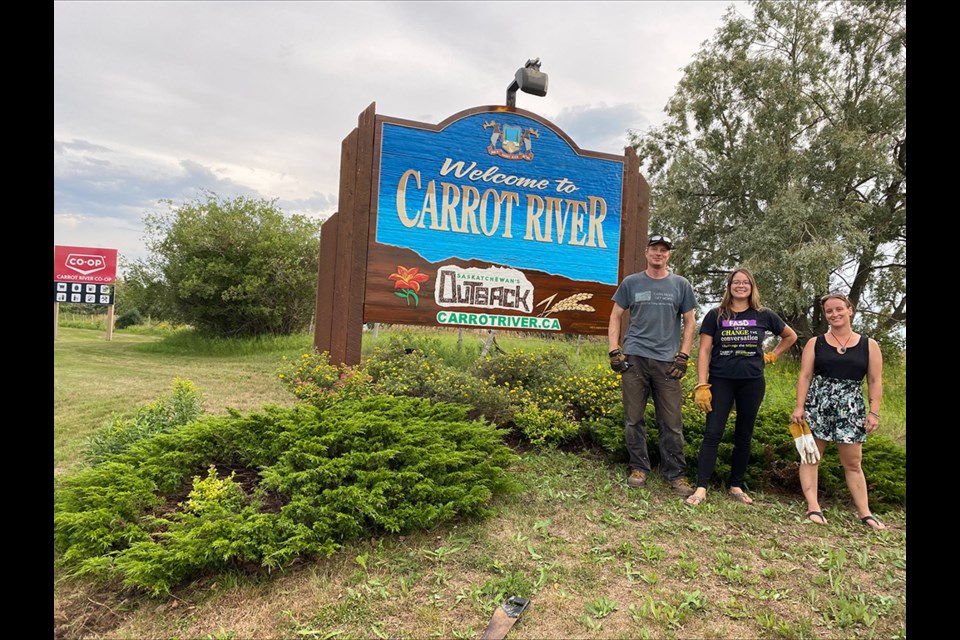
[
  {"xmin": 55, "ymin": 394, "xmax": 518, "ymax": 595},
  {"xmin": 84, "ymin": 378, "xmax": 204, "ymax": 465},
  {"xmin": 513, "ymin": 404, "xmax": 581, "ymax": 447}
]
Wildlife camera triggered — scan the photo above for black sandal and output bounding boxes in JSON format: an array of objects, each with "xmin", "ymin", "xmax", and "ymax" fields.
[
  {"xmin": 805, "ymin": 510, "xmax": 826, "ymax": 524},
  {"xmin": 860, "ymin": 514, "xmax": 886, "ymax": 530}
]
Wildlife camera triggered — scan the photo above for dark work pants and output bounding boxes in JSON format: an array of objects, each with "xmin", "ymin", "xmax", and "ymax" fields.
[
  {"xmin": 696, "ymin": 376, "xmax": 766, "ymax": 489},
  {"xmin": 621, "ymin": 355, "xmax": 686, "ymax": 481}
]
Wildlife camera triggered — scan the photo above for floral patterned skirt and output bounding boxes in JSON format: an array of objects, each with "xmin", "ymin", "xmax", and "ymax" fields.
[{"xmin": 804, "ymin": 374, "xmax": 866, "ymax": 444}]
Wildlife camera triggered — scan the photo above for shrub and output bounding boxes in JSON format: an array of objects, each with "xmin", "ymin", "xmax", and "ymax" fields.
[
  {"xmin": 84, "ymin": 379, "xmax": 204, "ymax": 466},
  {"xmin": 115, "ymin": 308, "xmax": 142, "ymax": 330},
  {"xmin": 277, "ymin": 351, "xmax": 371, "ymax": 409},
  {"xmin": 473, "ymin": 347, "xmax": 573, "ymax": 395},
  {"xmin": 513, "ymin": 404, "xmax": 582, "ymax": 447},
  {"xmin": 55, "ymin": 395, "xmax": 519, "ymax": 595},
  {"xmin": 364, "ymin": 338, "xmax": 515, "ymax": 424}
]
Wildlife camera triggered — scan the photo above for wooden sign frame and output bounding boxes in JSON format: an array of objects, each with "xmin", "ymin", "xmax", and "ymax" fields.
[{"xmin": 315, "ymin": 103, "xmax": 649, "ymax": 365}]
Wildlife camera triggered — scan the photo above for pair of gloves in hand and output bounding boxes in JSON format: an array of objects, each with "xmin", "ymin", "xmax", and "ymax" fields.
[
  {"xmin": 789, "ymin": 418, "xmax": 821, "ymax": 464},
  {"xmin": 610, "ymin": 350, "xmax": 689, "ymax": 378}
]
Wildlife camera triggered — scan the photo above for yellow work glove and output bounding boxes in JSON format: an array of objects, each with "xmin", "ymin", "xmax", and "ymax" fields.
[
  {"xmin": 694, "ymin": 383, "xmax": 712, "ymax": 413},
  {"xmin": 788, "ymin": 419, "xmax": 820, "ymax": 464},
  {"xmin": 763, "ymin": 352, "xmax": 778, "ymax": 364}
]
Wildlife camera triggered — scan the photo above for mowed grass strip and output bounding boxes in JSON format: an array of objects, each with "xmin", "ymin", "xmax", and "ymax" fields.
[{"xmin": 54, "ymin": 327, "xmax": 305, "ymax": 472}]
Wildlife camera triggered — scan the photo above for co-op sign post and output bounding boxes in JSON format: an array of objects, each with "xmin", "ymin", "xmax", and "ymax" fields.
[
  {"xmin": 315, "ymin": 59, "xmax": 649, "ymax": 365},
  {"xmin": 53, "ymin": 245, "xmax": 119, "ymax": 340}
]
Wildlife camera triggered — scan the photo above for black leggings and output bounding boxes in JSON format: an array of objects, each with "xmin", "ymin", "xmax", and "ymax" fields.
[{"xmin": 696, "ymin": 376, "xmax": 766, "ymax": 489}]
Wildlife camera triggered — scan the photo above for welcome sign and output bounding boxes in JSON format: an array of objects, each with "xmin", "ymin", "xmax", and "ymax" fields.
[
  {"xmin": 376, "ymin": 112, "xmax": 622, "ymax": 285},
  {"xmin": 315, "ymin": 103, "xmax": 648, "ymax": 364}
]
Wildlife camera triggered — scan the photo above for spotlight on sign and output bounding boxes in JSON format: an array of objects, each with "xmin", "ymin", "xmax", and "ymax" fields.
[{"xmin": 506, "ymin": 58, "xmax": 548, "ymax": 107}]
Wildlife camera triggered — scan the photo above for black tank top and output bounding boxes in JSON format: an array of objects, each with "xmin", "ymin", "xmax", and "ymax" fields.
[{"xmin": 813, "ymin": 334, "xmax": 869, "ymax": 381}]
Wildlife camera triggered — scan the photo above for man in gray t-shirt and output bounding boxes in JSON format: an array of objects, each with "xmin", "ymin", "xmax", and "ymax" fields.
[{"xmin": 608, "ymin": 234, "xmax": 697, "ymax": 496}]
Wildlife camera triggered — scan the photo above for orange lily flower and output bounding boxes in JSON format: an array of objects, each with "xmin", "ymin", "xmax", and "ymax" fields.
[{"xmin": 388, "ymin": 266, "xmax": 429, "ymax": 293}]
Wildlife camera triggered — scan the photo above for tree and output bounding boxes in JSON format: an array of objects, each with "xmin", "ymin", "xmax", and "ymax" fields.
[
  {"xmin": 631, "ymin": 0, "xmax": 905, "ymax": 353},
  {"xmin": 143, "ymin": 192, "xmax": 322, "ymax": 336},
  {"xmin": 113, "ymin": 257, "xmax": 179, "ymax": 322}
]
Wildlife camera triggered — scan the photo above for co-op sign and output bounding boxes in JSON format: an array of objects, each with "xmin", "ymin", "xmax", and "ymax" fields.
[{"xmin": 54, "ymin": 245, "xmax": 119, "ymax": 283}]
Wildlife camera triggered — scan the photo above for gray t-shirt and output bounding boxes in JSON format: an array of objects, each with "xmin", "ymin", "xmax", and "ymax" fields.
[{"xmin": 612, "ymin": 271, "xmax": 698, "ymax": 361}]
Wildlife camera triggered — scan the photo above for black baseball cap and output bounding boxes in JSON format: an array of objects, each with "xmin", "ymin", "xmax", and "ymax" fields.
[{"xmin": 647, "ymin": 234, "xmax": 673, "ymax": 250}]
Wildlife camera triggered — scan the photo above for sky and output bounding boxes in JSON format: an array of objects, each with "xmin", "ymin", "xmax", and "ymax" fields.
[{"xmin": 54, "ymin": 1, "xmax": 749, "ymax": 266}]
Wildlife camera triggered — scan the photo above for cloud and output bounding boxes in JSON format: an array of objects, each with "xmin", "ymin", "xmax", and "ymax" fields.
[{"xmin": 552, "ymin": 103, "xmax": 650, "ymax": 155}]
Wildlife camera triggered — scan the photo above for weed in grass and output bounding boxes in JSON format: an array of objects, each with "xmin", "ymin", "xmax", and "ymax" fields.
[
  {"xmin": 616, "ymin": 541, "xmax": 635, "ymax": 557},
  {"xmin": 714, "ymin": 549, "xmax": 733, "ymax": 567},
  {"xmin": 718, "ymin": 596, "xmax": 750, "ymax": 620},
  {"xmin": 674, "ymin": 552, "xmax": 700, "ymax": 581},
  {"xmin": 588, "ymin": 544, "xmax": 616, "ymax": 565},
  {"xmin": 525, "ymin": 542, "xmax": 543, "ymax": 560},
  {"xmin": 600, "ymin": 510, "xmax": 625, "ymax": 526},
  {"xmin": 632, "ymin": 594, "xmax": 685, "ymax": 629},
  {"xmin": 370, "ymin": 624, "xmax": 389, "ymax": 639},
  {"xmin": 822, "ymin": 591, "xmax": 879, "ymax": 629},
  {"xmin": 755, "ymin": 611, "xmax": 778, "ymax": 632},
  {"xmin": 422, "ymin": 543, "xmax": 465, "ymax": 565},
  {"xmin": 432, "ymin": 568, "xmax": 450, "ymax": 587},
  {"xmin": 577, "ymin": 614, "xmax": 603, "ymax": 631},
  {"xmin": 684, "ymin": 521, "xmax": 712, "ymax": 533},
  {"xmin": 856, "ymin": 548, "xmax": 873, "ymax": 570},
  {"xmin": 677, "ymin": 589, "xmax": 706, "ymax": 612},
  {"xmin": 510, "ymin": 531, "xmax": 529, "ymax": 544},
  {"xmin": 533, "ymin": 518, "xmax": 552, "ymax": 535},
  {"xmin": 714, "ymin": 564, "xmax": 754, "ymax": 585},
  {"xmin": 451, "ymin": 628, "xmax": 476, "ymax": 639},
  {"xmin": 640, "ymin": 571, "xmax": 658, "ymax": 585},
  {"xmin": 826, "ymin": 547, "xmax": 846, "ymax": 572},
  {"xmin": 585, "ymin": 595, "xmax": 618, "ymax": 618},
  {"xmin": 639, "ymin": 540, "xmax": 666, "ymax": 564},
  {"xmin": 828, "ymin": 569, "xmax": 845, "ymax": 595},
  {"xmin": 759, "ymin": 546, "xmax": 781, "ymax": 561},
  {"xmin": 880, "ymin": 570, "xmax": 904, "ymax": 588},
  {"xmin": 879, "ymin": 547, "xmax": 907, "ymax": 570},
  {"xmin": 748, "ymin": 587, "xmax": 791, "ymax": 601},
  {"xmin": 629, "ymin": 507, "xmax": 649, "ymax": 521}
]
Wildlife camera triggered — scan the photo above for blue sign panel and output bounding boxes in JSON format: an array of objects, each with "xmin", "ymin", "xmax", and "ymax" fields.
[{"xmin": 376, "ymin": 111, "xmax": 623, "ymax": 285}]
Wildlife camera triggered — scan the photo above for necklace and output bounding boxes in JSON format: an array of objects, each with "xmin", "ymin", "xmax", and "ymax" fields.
[{"xmin": 830, "ymin": 331, "xmax": 853, "ymax": 354}]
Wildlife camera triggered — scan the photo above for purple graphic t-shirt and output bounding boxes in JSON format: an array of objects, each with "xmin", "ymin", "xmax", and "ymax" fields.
[{"xmin": 699, "ymin": 307, "xmax": 786, "ymax": 379}]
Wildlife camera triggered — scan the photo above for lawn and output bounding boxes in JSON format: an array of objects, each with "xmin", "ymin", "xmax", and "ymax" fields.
[{"xmin": 54, "ymin": 325, "xmax": 906, "ymax": 639}]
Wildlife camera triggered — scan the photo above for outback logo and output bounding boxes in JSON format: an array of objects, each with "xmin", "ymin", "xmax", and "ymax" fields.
[
  {"xmin": 435, "ymin": 265, "xmax": 534, "ymax": 312},
  {"xmin": 65, "ymin": 254, "xmax": 107, "ymax": 276},
  {"xmin": 483, "ymin": 121, "xmax": 539, "ymax": 161}
]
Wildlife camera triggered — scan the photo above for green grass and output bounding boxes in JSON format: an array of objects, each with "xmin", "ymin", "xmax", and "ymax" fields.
[
  {"xmin": 53, "ymin": 327, "xmax": 307, "ymax": 472},
  {"xmin": 54, "ymin": 325, "xmax": 906, "ymax": 639}
]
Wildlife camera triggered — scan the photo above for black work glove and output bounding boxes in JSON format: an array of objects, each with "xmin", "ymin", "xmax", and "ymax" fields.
[
  {"xmin": 668, "ymin": 352, "xmax": 690, "ymax": 379},
  {"xmin": 609, "ymin": 348, "xmax": 628, "ymax": 373}
]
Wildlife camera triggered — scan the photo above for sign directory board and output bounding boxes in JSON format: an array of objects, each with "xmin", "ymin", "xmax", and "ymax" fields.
[
  {"xmin": 54, "ymin": 282, "xmax": 115, "ymax": 305},
  {"xmin": 365, "ymin": 108, "xmax": 626, "ymax": 335},
  {"xmin": 54, "ymin": 245, "xmax": 119, "ymax": 283}
]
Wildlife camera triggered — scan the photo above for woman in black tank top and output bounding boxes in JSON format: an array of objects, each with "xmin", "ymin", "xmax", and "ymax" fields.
[{"xmin": 791, "ymin": 292, "xmax": 886, "ymax": 530}]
